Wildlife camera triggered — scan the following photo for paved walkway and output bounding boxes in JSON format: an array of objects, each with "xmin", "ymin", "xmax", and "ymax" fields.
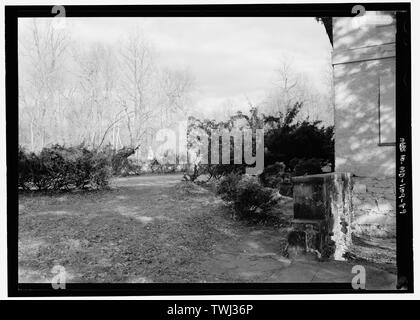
[{"xmin": 201, "ymin": 200, "xmax": 397, "ymax": 289}]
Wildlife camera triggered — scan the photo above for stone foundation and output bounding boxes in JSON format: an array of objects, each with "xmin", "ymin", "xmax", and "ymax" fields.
[
  {"xmin": 352, "ymin": 176, "xmax": 396, "ymax": 239},
  {"xmin": 287, "ymin": 173, "xmax": 396, "ymax": 264}
]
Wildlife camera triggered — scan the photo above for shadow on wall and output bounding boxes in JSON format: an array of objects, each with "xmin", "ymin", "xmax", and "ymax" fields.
[
  {"xmin": 328, "ymin": 14, "xmax": 397, "ymax": 251},
  {"xmin": 331, "ymin": 14, "xmax": 396, "ymax": 177}
]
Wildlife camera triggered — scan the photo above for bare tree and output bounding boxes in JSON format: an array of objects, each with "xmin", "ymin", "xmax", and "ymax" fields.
[
  {"xmin": 118, "ymin": 30, "xmax": 155, "ymax": 148},
  {"xmin": 18, "ymin": 22, "xmax": 195, "ymax": 157},
  {"xmin": 19, "ymin": 19, "xmax": 70, "ymax": 151},
  {"xmin": 72, "ymin": 43, "xmax": 119, "ymax": 147},
  {"xmin": 158, "ymin": 68, "xmax": 194, "ymax": 126},
  {"xmin": 262, "ymin": 58, "xmax": 333, "ymax": 125}
]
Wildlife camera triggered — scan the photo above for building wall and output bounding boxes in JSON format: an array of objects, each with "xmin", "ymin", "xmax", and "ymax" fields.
[
  {"xmin": 352, "ymin": 176, "xmax": 396, "ymax": 238},
  {"xmin": 332, "ymin": 13, "xmax": 396, "ymax": 239}
]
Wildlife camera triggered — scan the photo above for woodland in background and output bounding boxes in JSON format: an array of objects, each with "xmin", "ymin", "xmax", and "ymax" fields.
[
  {"xmin": 19, "ymin": 20, "xmax": 332, "ymax": 156},
  {"xmin": 19, "ymin": 20, "xmax": 194, "ymax": 154},
  {"xmin": 18, "ymin": 19, "xmax": 334, "ymax": 193}
]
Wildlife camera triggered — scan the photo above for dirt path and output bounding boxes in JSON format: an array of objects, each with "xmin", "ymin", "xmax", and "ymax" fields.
[{"xmin": 18, "ymin": 174, "xmax": 396, "ymax": 289}]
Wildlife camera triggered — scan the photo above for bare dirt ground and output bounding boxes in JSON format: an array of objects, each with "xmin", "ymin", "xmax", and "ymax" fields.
[{"xmin": 18, "ymin": 174, "xmax": 397, "ymax": 288}]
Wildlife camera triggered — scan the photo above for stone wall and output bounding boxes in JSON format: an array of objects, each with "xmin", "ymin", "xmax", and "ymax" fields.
[
  {"xmin": 290, "ymin": 173, "xmax": 353, "ymax": 260},
  {"xmin": 352, "ymin": 176, "xmax": 396, "ymax": 239}
]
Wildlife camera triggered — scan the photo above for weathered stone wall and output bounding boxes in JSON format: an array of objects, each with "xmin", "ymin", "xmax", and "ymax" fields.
[
  {"xmin": 291, "ymin": 173, "xmax": 353, "ymax": 260},
  {"xmin": 352, "ymin": 176, "xmax": 396, "ymax": 238}
]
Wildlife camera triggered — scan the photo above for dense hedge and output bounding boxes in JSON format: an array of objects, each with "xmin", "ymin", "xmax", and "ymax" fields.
[
  {"xmin": 18, "ymin": 145, "xmax": 112, "ymax": 191},
  {"xmin": 217, "ymin": 172, "xmax": 278, "ymax": 219},
  {"xmin": 186, "ymin": 104, "xmax": 333, "ymax": 182},
  {"xmin": 264, "ymin": 104, "xmax": 334, "ymax": 173}
]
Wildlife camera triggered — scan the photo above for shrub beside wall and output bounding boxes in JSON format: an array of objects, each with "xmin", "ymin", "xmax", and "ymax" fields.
[
  {"xmin": 18, "ymin": 145, "xmax": 112, "ymax": 191},
  {"xmin": 217, "ymin": 173, "xmax": 278, "ymax": 219},
  {"xmin": 259, "ymin": 162, "xmax": 293, "ymax": 197}
]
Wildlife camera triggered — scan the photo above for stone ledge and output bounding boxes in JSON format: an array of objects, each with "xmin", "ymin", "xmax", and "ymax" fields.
[
  {"xmin": 292, "ymin": 172, "xmax": 351, "ymax": 184},
  {"xmin": 353, "ymin": 183, "xmax": 367, "ymax": 194}
]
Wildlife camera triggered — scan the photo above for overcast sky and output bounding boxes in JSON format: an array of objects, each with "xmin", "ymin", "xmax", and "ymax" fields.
[{"xmin": 20, "ymin": 17, "xmax": 332, "ymax": 118}]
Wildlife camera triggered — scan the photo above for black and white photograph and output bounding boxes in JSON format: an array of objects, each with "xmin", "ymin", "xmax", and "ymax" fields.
[{"xmin": 3, "ymin": 2, "xmax": 414, "ymax": 298}]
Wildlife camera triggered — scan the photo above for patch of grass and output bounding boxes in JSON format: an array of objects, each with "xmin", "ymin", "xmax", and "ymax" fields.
[{"xmin": 19, "ymin": 177, "xmax": 225, "ymax": 283}]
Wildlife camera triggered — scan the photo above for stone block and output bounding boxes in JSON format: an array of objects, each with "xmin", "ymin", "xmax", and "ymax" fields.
[
  {"xmin": 352, "ymin": 196, "xmax": 363, "ymax": 206},
  {"xmin": 352, "ymin": 176, "xmax": 396, "ymax": 239},
  {"xmin": 353, "ymin": 183, "xmax": 367, "ymax": 194},
  {"xmin": 290, "ymin": 172, "xmax": 353, "ymax": 260},
  {"xmin": 356, "ymin": 199, "xmax": 379, "ymax": 212},
  {"xmin": 376, "ymin": 198, "xmax": 394, "ymax": 213}
]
